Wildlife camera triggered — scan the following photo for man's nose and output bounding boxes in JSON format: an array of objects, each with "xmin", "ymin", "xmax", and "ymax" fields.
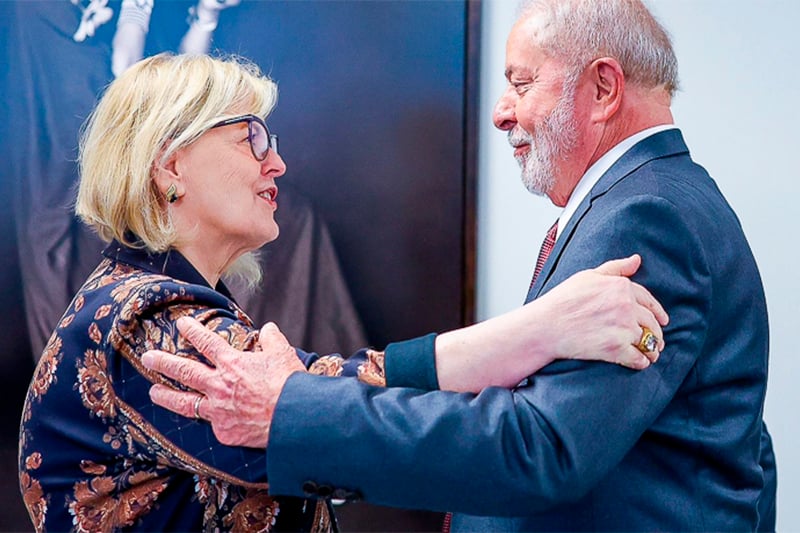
[{"xmin": 493, "ymin": 87, "xmax": 517, "ymax": 131}]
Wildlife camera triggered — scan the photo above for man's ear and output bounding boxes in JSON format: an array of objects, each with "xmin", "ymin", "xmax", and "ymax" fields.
[{"xmin": 587, "ymin": 57, "xmax": 625, "ymax": 122}]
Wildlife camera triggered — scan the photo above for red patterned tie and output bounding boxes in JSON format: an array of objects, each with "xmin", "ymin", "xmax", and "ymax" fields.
[
  {"xmin": 529, "ymin": 220, "xmax": 559, "ymax": 289},
  {"xmin": 442, "ymin": 512, "xmax": 452, "ymax": 533}
]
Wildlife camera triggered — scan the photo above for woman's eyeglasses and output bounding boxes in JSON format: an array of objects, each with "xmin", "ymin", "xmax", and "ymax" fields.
[{"xmin": 210, "ymin": 114, "xmax": 278, "ymax": 161}]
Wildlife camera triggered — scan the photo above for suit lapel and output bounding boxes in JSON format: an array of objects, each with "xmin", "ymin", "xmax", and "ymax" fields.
[{"xmin": 524, "ymin": 129, "xmax": 690, "ymax": 303}]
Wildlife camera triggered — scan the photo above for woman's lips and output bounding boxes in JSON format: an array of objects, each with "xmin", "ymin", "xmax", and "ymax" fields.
[{"xmin": 258, "ymin": 187, "xmax": 278, "ymax": 208}]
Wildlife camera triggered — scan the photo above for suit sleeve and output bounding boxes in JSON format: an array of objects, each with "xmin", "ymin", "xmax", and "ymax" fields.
[
  {"xmin": 265, "ymin": 194, "xmax": 712, "ymax": 515},
  {"xmin": 113, "ymin": 284, "xmax": 387, "ymax": 488}
]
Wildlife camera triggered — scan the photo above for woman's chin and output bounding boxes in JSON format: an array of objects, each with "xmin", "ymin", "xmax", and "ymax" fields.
[
  {"xmin": 265, "ymin": 225, "xmax": 280, "ymax": 244},
  {"xmin": 254, "ymin": 225, "xmax": 280, "ymax": 249}
]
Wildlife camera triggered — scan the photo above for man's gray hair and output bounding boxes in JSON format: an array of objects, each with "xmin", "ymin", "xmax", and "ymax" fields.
[{"xmin": 519, "ymin": 0, "xmax": 679, "ymax": 96}]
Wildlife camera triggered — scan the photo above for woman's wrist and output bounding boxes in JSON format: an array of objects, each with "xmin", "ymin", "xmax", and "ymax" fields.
[{"xmin": 435, "ymin": 303, "xmax": 554, "ymax": 393}]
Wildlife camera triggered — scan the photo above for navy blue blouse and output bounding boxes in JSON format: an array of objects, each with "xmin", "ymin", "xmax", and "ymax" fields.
[{"xmin": 19, "ymin": 242, "xmax": 383, "ymax": 532}]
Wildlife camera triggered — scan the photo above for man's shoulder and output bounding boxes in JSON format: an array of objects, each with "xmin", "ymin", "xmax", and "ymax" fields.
[{"xmin": 597, "ymin": 145, "xmax": 732, "ymax": 223}]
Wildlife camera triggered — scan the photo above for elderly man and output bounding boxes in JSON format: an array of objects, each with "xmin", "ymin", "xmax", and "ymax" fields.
[{"xmin": 143, "ymin": 0, "xmax": 776, "ymax": 530}]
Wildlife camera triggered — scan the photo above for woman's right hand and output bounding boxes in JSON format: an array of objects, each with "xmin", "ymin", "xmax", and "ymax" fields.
[{"xmin": 435, "ymin": 255, "xmax": 668, "ymax": 392}]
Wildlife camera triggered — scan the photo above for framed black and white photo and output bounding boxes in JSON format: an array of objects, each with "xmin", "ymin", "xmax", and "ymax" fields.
[{"xmin": 0, "ymin": 1, "xmax": 480, "ymax": 530}]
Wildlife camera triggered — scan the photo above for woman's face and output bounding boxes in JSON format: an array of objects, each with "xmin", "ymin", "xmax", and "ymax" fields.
[{"xmin": 173, "ymin": 117, "xmax": 286, "ymax": 257}]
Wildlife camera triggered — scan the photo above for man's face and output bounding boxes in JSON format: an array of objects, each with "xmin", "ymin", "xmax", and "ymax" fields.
[
  {"xmin": 507, "ymin": 78, "xmax": 578, "ymax": 199},
  {"xmin": 493, "ymin": 16, "xmax": 584, "ymax": 206}
]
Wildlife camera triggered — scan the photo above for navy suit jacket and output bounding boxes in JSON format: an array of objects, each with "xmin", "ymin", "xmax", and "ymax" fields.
[{"xmin": 267, "ymin": 129, "xmax": 776, "ymax": 531}]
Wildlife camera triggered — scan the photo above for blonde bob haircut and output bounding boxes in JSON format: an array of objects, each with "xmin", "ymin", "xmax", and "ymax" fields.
[{"xmin": 76, "ymin": 53, "xmax": 278, "ymax": 286}]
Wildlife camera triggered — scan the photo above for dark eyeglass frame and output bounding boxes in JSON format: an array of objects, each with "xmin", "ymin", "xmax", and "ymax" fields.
[{"xmin": 209, "ymin": 114, "xmax": 278, "ymax": 161}]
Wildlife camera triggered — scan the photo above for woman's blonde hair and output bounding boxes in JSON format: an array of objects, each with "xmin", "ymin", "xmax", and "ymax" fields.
[{"xmin": 76, "ymin": 53, "xmax": 278, "ymax": 286}]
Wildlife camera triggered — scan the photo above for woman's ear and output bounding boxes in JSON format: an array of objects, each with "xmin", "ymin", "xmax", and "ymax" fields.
[
  {"xmin": 587, "ymin": 57, "xmax": 625, "ymax": 122},
  {"xmin": 152, "ymin": 148, "xmax": 184, "ymax": 202}
]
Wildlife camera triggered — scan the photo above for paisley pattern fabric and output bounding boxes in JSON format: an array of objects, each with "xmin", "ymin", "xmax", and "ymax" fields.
[{"xmin": 19, "ymin": 241, "xmax": 382, "ymax": 532}]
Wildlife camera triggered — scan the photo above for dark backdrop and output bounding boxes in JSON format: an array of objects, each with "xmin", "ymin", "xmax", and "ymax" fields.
[{"xmin": 0, "ymin": 1, "xmax": 478, "ymax": 530}]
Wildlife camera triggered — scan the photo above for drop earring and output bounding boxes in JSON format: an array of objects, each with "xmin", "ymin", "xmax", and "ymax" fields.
[{"xmin": 165, "ymin": 183, "xmax": 179, "ymax": 204}]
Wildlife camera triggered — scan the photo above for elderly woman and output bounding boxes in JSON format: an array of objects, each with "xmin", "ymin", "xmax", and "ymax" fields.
[
  {"xmin": 18, "ymin": 52, "xmax": 340, "ymax": 532},
  {"xmin": 18, "ymin": 53, "xmax": 665, "ymax": 532}
]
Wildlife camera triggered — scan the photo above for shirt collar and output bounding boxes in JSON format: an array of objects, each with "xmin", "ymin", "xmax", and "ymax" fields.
[
  {"xmin": 101, "ymin": 239, "xmax": 235, "ymax": 300},
  {"xmin": 556, "ymin": 124, "xmax": 676, "ymax": 240}
]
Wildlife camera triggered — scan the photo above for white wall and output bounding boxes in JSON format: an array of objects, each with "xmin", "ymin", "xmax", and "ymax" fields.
[{"xmin": 476, "ymin": 1, "xmax": 800, "ymax": 530}]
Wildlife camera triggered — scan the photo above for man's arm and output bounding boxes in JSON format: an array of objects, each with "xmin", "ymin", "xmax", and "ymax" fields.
[
  {"xmin": 142, "ymin": 256, "xmax": 666, "ymax": 452},
  {"xmin": 146, "ymin": 196, "xmax": 698, "ymax": 516},
  {"xmin": 262, "ymin": 196, "xmax": 707, "ymax": 514}
]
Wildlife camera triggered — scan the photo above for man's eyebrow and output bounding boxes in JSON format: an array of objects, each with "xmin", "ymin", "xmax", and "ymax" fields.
[
  {"xmin": 505, "ymin": 66, "xmax": 524, "ymax": 80},
  {"xmin": 505, "ymin": 64, "xmax": 535, "ymax": 81}
]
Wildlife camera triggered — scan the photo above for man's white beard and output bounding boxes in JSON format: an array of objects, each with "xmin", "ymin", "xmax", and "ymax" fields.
[{"xmin": 509, "ymin": 84, "xmax": 579, "ymax": 197}]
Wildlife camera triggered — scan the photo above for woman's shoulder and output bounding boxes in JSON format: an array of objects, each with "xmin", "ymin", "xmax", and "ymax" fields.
[
  {"xmin": 78, "ymin": 257, "xmax": 234, "ymax": 313},
  {"xmin": 57, "ymin": 257, "xmax": 251, "ymax": 345}
]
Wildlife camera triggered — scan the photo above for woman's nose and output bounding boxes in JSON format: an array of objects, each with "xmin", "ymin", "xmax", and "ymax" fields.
[{"xmin": 263, "ymin": 150, "xmax": 286, "ymax": 178}]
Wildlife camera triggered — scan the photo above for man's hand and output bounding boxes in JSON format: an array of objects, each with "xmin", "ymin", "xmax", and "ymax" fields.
[{"xmin": 142, "ymin": 317, "xmax": 305, "ymax": 449}]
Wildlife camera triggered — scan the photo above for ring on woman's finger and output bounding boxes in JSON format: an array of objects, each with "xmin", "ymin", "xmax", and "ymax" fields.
[
  {"xmin": 193, "ymin": 394, "xmax": 205, "ymax": 420},
  {"xmin": 637, "ymin": 327, "xmax": 659, "ymax": 354}
]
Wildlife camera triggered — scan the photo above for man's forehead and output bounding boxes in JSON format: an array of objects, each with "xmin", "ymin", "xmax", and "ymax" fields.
[
  {"xmin": 504, "ymin": 42, "xmax": 550, "ymax": 80},
  {"xmin": 504, "ymin": 15, "xmax": 550, "ymax": 79}
]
